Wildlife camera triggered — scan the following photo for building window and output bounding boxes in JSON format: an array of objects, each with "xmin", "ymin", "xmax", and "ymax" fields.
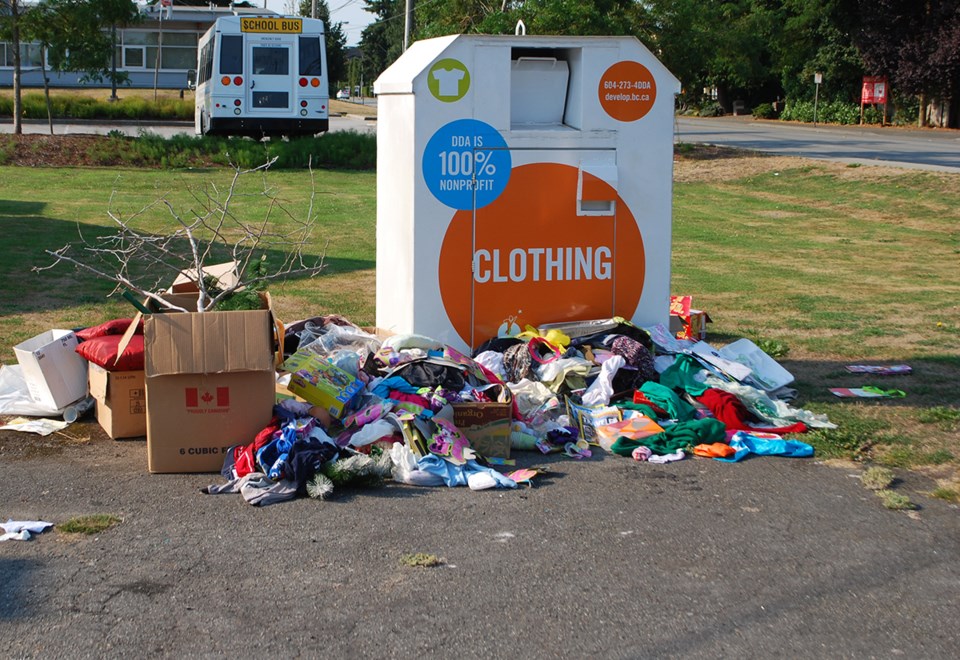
[
  {"xmin": 120, "ymin": 29, "xmax": 199, "ymax": 71},
  {"xmin": 124, "ymin": 46, "xmax": 146, "ymax": 68},
  {"xmin": 0, "ymin": 42, "xmax": 44, "ymax": 68}
]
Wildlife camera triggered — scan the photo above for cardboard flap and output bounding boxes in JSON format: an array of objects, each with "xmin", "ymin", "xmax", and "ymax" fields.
[
  {"xmin": 169, "ymin": 261, "xmax": 240, "ymax": 294},
  {"xmin": 88, "ymin": 363, "xmax": 109, "ymax": 401},
  {"xmin": 114, "ymin": 313, "xmax": 143, "ymax": 368},
  {"xmin": 145, "ymin": 309, "xmax": 274, "ymax": 377}
]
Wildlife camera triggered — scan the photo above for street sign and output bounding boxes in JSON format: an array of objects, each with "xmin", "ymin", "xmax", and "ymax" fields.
[{"xmin": 861, "ymin": 76, "xmax": 888, "ymax": 104}]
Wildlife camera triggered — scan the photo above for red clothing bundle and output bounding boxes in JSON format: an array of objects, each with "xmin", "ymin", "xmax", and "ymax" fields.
[{"xmin": 695, "ymin": 388, "xmax": 807, "ymax": 435}]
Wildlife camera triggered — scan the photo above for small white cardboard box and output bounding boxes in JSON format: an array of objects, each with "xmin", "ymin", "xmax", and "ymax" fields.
[{"xmin": 13, "ymin": 329, "xmax": 89, "ymax": 410}]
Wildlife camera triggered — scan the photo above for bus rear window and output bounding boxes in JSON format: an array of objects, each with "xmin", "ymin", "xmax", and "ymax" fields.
[
  {"xmin": 253, "ymin": 47, "xmax": 289, "ymax": 75},
  {"xmin": 299, "ymin": 37, "xmax": 322, "ymax": 76},
  {"xmin": 220, "ymin": 35, "xmax": 242, "ymax": 75}
]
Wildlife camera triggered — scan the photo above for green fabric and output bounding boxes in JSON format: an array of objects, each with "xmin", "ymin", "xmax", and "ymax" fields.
[
  {"xmin": 639, "ymin": 381, "xmax": 696, "ymax": 422},
  {"xmin": 659, "ymin": 354, "xmax": 709, "ymax": 397},
  {"xmin": 610, "ymin": 418, "xmax": 727, "ymax": 456},
  {"xmin": 615, "ymin": 402, "xmax": 660, "ymax": 420}
]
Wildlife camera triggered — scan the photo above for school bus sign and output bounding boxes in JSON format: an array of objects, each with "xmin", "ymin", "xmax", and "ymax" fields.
[{"xmin": 240, "ymin": 17, "xmax": 303, "ymax": 33}]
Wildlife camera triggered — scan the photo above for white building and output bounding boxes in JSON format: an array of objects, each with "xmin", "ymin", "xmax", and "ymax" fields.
[{"xmin": 1, "ymin": 2, "xmax": 277, "ymax": 90}]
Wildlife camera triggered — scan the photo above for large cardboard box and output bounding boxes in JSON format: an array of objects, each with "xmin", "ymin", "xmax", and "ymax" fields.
[
  {"xmin": 284, "ymin": 351, "xmax": 363, "ymax": 419},
  {"xmin": 88, "ymin": 363, "xmax": 146, "ymax": 439},
  {"xmin": 452, "ymin": 401, "xmax": 512, "ymax": 459},
  {"xmin": 13, "ymin": 329, "xmax": 89, "ymax": 410},
  {"xmin": 144, "ymin": 297, "xmax": 276, "ymax": 473}
]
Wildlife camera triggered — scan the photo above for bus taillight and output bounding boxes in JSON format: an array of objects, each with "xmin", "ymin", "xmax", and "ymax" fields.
[
  {"xmin": 300, "ymin": 101, "xmax": 308, "ymax": 107},
  {"xmin": 221, "ymin": 76, "xmax": 231, "ymax": 85},
  {"xmin": 233, "ymin": 76, "xmax": 243, "ymax": 86},
  {"xmin": 299, "ymin": 77, "xmax": 308, "ymax": 87},
  {"xmin": 310, "ymin": 78, "xmax": 320, "ymax": 87},
  {"xmin": 234, "ymin": 99, "xmax": 241, "ymax": 106}
]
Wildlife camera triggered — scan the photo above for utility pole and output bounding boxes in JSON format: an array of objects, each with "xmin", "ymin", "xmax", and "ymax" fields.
[{"xmin": 403, "ymin": 0, "xmax": 412, "ymax": 51}]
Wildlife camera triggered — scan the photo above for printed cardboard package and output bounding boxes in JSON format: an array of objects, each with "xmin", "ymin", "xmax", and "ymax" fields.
[
  {"xmin": 284, "ymin": 351, "xmax": 363, "ymax": 419},
  {"xmin": 143, "ymin": 293, "xmax": 276, "ymax": 473},
  {"xmin": 669, "ymin": 295, "xmax": 713, "ymax": 341}
]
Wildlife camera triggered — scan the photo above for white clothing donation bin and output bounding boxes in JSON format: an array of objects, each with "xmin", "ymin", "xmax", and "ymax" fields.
[{"xmin": 374, "ymin": 34, "xmax": 681, "ymax": 352}]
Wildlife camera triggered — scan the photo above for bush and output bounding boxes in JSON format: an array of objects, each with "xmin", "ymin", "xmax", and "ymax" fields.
[
  {"xmin": 780, "ymin": 99, "xmax": 860, "ymax": 125},
  {"xmin": 698, "ymin": 103, "xmax": 724, "ymax": 117},
  {"xmin": 752, "ymin": 102, "xmax": 777, "ymax": 120},
  {"xmin": 862, "ymin": 106, "xmax": 884, "ymax": 125}
]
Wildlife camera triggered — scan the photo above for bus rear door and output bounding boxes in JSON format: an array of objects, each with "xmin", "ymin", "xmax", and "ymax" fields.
[{"xmin": 246, "ymin": 34, "xmax": 295, "ymax": 121}]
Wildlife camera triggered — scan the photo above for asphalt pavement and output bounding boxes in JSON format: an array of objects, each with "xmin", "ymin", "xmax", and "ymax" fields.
[
  {"xmin": 676, "ymin": 115, "xmax": 960, "ymax": 173},
  {"xmin": 1, "ymin": 420, "xmax": 957, "ymax": 657}
]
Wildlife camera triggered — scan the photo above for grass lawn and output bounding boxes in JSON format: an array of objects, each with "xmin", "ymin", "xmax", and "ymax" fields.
[{"xmin": 0, "ymin": 152, "xmax": 957, "ymax": 497}]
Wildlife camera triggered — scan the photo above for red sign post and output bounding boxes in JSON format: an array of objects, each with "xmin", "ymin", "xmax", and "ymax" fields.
[{"xmin": 861, "ymin": 76, "xmax": 888, "ymax": 125}]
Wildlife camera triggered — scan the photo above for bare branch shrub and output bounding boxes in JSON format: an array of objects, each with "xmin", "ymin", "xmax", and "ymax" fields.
[{"xmin": 34, "ymin": 158, "xmax": 327, "ymax": 312}]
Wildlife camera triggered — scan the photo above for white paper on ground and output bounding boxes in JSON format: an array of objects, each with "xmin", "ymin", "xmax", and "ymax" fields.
[
  {"xmin": 0, "ymin": 365, "xmax": 66, "ymax": 417},
  {"xmin": 0, "ymin": 416, "xmax": 70, "ymax": 436}
]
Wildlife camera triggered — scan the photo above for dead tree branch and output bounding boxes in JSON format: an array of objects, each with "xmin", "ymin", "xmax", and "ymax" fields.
[{"xmin": 33, "ymin": 157, "xmax": 327, "ymax": 312}]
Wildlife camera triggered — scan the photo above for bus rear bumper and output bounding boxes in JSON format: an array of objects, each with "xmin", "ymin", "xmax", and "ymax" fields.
[{"xmin": 206, "ymin": 116, "xmax": 330, "ymax": 137}]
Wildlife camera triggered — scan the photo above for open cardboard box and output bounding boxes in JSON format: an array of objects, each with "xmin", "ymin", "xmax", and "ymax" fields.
[
  {"xmin": 142, "ymin": 290, "xmax": 277, "ymax": 473},
  {"xmin": 13, "ymin": 329, "xmax": 89, "ymax": 410},
  {"xmin": 116, "ymin": 266, "xmax": 281, "ymax": 473}
]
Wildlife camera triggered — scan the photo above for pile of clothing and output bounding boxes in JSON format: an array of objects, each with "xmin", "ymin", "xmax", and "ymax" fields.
[{"xmin": 204, "ymin": 316, "xmax": 833, "ymax": 506}]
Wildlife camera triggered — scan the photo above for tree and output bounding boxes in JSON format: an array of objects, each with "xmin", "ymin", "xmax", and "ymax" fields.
[
  {"xmin": 89, "ymin": 0, "xmax": 140, "ymax": 100},
  {"xmin": 297, "ymin": 0, "xmax": 347, "ymax": 93},
  {"xmin": 857, "ymin": 0, "xmax": 960, "ymax": 126},
  {"xmin": 769, "ymin": 0, "xmax": 864, "ymax": 103},
  {"xmin": 358, "ymin": 0, "xmax": 404, "ymax": 84},
  {"xmin": 20, "ymin": 1, "xmax": 58, "ymax": 134},
  {"xmin": 0, "ymin": 0, "xmax": 26, "ymax": 134}
]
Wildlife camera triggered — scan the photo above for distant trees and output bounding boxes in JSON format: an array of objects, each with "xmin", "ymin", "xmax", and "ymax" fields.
[
  {"xmin": 856, "ymin": 0, "xmax": 960, "ymax": 126},
  {"xmin": 353, "ymin": 0, "xmax": 958, "ymax": 127},
  {"xmin": 297, "ymin": 0, "xmax": 347, "ymax": 93}
]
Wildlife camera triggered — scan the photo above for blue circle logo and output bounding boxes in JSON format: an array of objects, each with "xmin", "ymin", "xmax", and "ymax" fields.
[{"xmin": 422, "ymin": 119, "xmax": 511, "ymax": 210}]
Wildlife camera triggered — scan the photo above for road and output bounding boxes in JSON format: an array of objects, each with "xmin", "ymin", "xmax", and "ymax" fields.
[
  {"xmin": 5, "ymin": 113, "xmax": 957, "ymax": 173},
  {"xmin": 1, "ymin": 423, "xmax": 958, "ymax": 657},
  {"xmin": 676, "ymin": 115, "xmax": 960, "ymax": 173}
]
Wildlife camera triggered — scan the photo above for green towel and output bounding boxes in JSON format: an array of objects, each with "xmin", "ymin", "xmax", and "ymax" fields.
[
  {"xmin": 639, "ymin": 381, "xmax": 696, "ymax": 422},
  {"xmin": 659, "ymin": 354, "xmax": 709, "ymax": 397},
  {"xmin": 610, "ymin": 417, "xmax": 726, "ymax": 456}
]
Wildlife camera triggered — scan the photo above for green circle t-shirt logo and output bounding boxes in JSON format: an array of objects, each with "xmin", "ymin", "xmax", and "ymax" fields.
[{"xmin": 428, "ymin": 59, "xmax": 470, "ymax": 102}]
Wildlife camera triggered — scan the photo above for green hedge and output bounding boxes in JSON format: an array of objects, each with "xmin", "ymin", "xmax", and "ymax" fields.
[
  {"xmin": 0, "ymin": 131, "xmax": 377, "ymax": 170},
  {"xmin": 779, "ymin": 99, "xmax": 913, "ymax": 126},
  {"xmin": 0, "ymin": 93, "xmax": 193, "ymax": 121}
]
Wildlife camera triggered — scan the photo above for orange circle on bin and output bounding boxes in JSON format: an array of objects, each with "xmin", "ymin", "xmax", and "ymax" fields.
[
  {"xmin": 598, "ymin": 61, "xmax": 657, "ymax": 122},
  {"xmin": 438, "ymin": 163, "xmax": 646, "ymax": 348}
]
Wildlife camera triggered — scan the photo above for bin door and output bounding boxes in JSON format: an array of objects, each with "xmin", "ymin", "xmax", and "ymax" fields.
[
  {"xmin": 469, "ymin": 149, "xmax": 619, "ymax": 349},
  {"xmin": 246, "ymin": 36, "xmax": 293, "ymax": 116}
]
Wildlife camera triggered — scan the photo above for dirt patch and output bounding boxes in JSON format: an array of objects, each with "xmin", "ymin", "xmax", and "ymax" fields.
[{"xmin": 674, "ymin": 143, "xmax": 956, "ymax": 184}]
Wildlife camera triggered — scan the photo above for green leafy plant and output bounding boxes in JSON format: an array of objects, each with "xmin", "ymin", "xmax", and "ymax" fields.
[{"xmin": 752, "ymin": 103, "xmax": 777, "ymax": 119}]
